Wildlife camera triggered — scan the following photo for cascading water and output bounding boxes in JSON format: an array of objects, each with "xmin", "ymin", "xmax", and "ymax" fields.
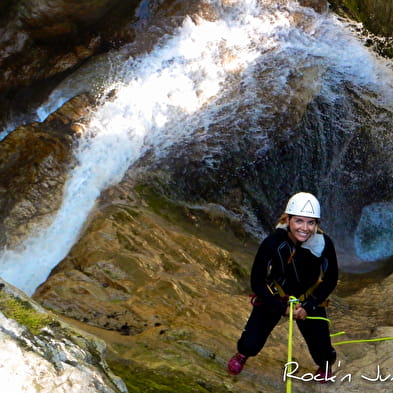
[
  {"xmin": 0, "ymin": 0, "xmax": 392, "ymax": 295},
  {"xmin": 0, "ymin": 0, "xmax": 273, "ymax": 294}
]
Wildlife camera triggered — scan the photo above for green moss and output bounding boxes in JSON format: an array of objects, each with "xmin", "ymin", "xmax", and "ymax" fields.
[
  {"xmin": 107, "ymin": 358, "xmax": 227, "ymax": 393},
  {"xmin": 134, "ymin": 184, "xmax": 250, "ymax": 242},
  {"xmin": 134, "ymin": 184, "xmax": 183, "ymax": 222},
  {"xmin": 329, "ymin": 0, "xmax": 365, "ymax": 21},
  {"xmin": 112, "ymin": 208, "xmax": 138, "ymax": 224},
  {"xmin": 329, "ymin": 0, "xmax": 393, "ymax": 41},
  {"xmin": 133, "ymin": 183, "xmax": 255, "ymax": 281},
  {"xmin": 0, "ymin": 291, "xmax": 55, "ymax": 335}
]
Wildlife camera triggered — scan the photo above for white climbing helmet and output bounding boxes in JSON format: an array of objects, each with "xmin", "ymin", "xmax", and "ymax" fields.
[{"xmin": 285, "ymin": 192, "xmax": 321, "ymax": 218}]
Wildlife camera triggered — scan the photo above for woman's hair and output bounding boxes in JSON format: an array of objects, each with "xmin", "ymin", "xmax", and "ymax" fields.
[{"xmin": 276, "ymin": 213, "xmax": 323, "ymax": 233}]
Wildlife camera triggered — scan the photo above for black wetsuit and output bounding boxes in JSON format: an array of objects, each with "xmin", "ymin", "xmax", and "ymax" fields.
[{"xmin": 237, "ymin": 228, "xmax": 338, "ymax": 368}]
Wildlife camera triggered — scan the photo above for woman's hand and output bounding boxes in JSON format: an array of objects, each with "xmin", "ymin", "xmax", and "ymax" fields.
[{"xmin": 293, "ymin": 304, "xmax": 307, "ymax": 320}]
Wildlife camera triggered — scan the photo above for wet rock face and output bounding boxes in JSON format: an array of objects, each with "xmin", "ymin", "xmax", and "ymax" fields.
[
  {"xmin": 32, "ymin": 183, "xmax": 393, "ymax": 393},
  {"xmin": 0, "ymin": 0, "xmax": 136, "ymax": 90},
  {"xmin": 0, "ymin": 0, "xmax": 214, "ymax": 135},
  {"xmin": 298, "ymin": 0, "xmax": 328, "ymax": 13},
  {"xmin": 30, "ymin": 185, "xmax": 285, "ymax": 393},
  {"xmin": 0, "ymin": 0, "xmax": 141, "ymax": 132},
  {"xmin": 0, "ymin": 0, "xmax": 199, "ymax": 94},
  {"xmin": 0, "ymin": 279, "xmax": 127, "ymax": 393},
  {"xmin": 0, "ymin": 94, "xmax": 92, "ymax": 249},
  {"xmin": 33, "ymin": 186, "xmax": 252, "ymax": 335},
  {"xmin": 18, "ymin": 0, "xmax": 122, "ymax": 40},
  {"xmin": 330, "ymin": 0, "xmax": 393, "ymax": 36},
  {"xmin": 329, "ymin": 0, "xmax": 393, "ymax": 57},
  {"xmin": 0, "ymin": 1, "xmax": 392, "ymax": 391},
  {"xmin": 0, "ymin": 128, "xmax": 68, "ymax": 247},
  {"xmin": 132, "ymin": 65, "xmax": 393, "ymax": 269}
]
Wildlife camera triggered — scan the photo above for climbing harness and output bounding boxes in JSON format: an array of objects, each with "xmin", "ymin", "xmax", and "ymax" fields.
[
  {"xmin": 272, "ymin": 278, "xmax": 329, "ymax": 305},
  {"xmin": 285, "ymin": 295, "xmax": 393, "ymax": 393},
  {"xmin": 269, "ymin": 243, "xmax": 330, "ymax": 307}
]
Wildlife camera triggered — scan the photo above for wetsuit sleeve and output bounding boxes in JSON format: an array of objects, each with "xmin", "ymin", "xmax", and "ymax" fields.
[
  {"xmin": 250, "ymin": 236, "xmax": 287, "ymax": 314},
  {"xmin": 250, "ymin": 237, "xmax": 276, "ymax": 299},
  {"xmin": 302, "ymin": 234, "xmax": 339, "ymax": 313}
]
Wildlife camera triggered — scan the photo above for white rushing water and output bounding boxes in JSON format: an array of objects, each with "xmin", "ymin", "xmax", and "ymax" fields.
[{"xmin": 0, "ymin": 0, "xmax": 392, "ymax": 294}]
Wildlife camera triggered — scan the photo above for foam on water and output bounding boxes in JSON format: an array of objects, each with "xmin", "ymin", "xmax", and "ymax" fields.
[
  {"xmin": 0, "ymin": 0, "xmax": 392, "ymax": 294},
  {"xmin": 0, "ymin": 0, "xmax": 280, "ymax": 294}
]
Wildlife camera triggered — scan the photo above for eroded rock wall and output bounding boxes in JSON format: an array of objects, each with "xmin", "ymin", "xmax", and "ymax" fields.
[
  {"xmin": 329, "ymin": 0, "xmax": 393, "ymax": 36},
  {"xmin": 32, "ymin": 182, "xmax": 393, "ymax": 393},
  {"xmin": 0, "ymin": 279, "xmax": 127, "ymax": 393},
  {"xmin": 329, "ymin": 0, "xmax": 393, "ymax": 57},
  {"xmin": 0, "ymin": 94, "xmax": 93, "ymax": 248}
]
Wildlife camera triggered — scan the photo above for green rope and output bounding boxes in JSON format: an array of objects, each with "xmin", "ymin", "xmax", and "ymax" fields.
[
  {"xmin": 305, "ymin": 316, "xmax": 331, "ymax": 326},
  {"xmin": 285, "ymin": 296, "xmax": 393, "ymax": 393},
  {"xmin": 330, "ymin": 331, "xmax": 346, "ymax": 337},
  {"xmin": 333, "ymin": 336, "xmax": 393, "ymax": 346},
  {"xmin": 286, "ymin": 297, "xmax": 297, "ymax": 393},
  {"xmin": 305, "ymin": 311, "xmax": 393, "ymax": 345},
  {"xmin": 293, "ymin": 300, "xmax": 393, "ymax": 345}
]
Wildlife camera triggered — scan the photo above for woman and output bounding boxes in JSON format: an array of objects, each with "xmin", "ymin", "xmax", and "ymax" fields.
[{"xmin": 227, "ymin": 192, "xmax": 338, "ymax": 381}]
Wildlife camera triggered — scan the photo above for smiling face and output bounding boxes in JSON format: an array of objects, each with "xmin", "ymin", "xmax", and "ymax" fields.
[{"xmin": 287, "ymin": 215, "xmax": 317, "ymax": 243}]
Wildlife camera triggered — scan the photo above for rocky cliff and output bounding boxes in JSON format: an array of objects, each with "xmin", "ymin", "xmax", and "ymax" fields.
[
  {"xmin": 1, "ymin": 0, "xmax": 393, "ymax": 392},
  {"xmin": 0, "ymin": 0, "xmax": 199, "ymax": 131},
  {"xmin": 0, "ymin": 279, "xmax": 126, "ymax": 393},
  {"xmin": 329, "ymin": 0, "xmax": 393, "ymax": 36},
  {"xmin": 33, "ymin": 183, "xmax": 393, "ymax": 393},
  {"xmin": 329, "ymin": 0, "xmax": 393, "ymax": 57},
  {"xmin": 0, "ymin": 94, "xmax": 93, "ymax": 248}
]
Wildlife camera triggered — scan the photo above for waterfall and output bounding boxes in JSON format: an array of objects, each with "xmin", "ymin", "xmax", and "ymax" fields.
[{"xmin": 0, "ymin": 0, "xmax": 392, "ymax": 295}]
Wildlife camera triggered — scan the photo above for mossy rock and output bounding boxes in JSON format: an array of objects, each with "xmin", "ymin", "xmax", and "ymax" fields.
[
  {"xmin": 107, "ymin": 358, "xmax": 230, "ymax": 393},
  {"xmin": 0, "ymin": 286, "xmax": 56, "ymax": 335}
]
